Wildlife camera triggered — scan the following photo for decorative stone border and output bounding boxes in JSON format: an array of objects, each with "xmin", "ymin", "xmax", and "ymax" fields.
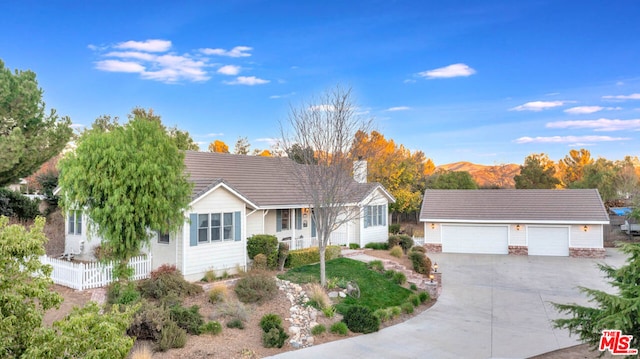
[
  {"xmin": 569, "ymin": 247, "xmax": 606, "ymax": 258},
  {"xmin": 508, "ymin": 245, "xmax": 528, "ymax": 255},
  {"xmin": 424, "ymin": 243, "xmax": 442, "ymax": 253}
]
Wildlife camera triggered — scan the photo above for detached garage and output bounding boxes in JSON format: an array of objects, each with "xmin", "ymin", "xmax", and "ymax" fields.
[{"xmin": 420, "ymin": 189, "xmax": 609, "ymax": 258}]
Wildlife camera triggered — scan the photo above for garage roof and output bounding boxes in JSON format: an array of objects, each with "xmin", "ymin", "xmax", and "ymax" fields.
[{"xmin": 420, "ymin": 189, "xmax": 609, "ymax": 224}]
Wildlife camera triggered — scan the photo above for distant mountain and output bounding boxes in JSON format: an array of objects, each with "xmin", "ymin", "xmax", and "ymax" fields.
[{"xmin": 437, "ymin": 162, "xmax": 521, "ymax": 188}]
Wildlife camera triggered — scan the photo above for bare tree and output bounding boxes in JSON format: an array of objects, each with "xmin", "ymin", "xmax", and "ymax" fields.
[{"xmin": 280, "ymin": 86, "xmax": 373, "ymax": 286}]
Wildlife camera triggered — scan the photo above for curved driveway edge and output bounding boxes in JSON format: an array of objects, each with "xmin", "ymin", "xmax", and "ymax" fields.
[{"xmin": 267, "ymin": 249, "xmax": 626, "ymax": 359}]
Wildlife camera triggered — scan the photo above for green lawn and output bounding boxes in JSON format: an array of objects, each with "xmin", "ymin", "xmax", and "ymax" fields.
[{"xmin": 278, "ymin": 257, "xmax": 413, "ymax": 312}]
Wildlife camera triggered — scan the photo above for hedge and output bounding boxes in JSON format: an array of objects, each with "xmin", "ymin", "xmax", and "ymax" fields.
[{"xmin": 285, "ymin": 245, "xmax": 342, "ymax": 268}]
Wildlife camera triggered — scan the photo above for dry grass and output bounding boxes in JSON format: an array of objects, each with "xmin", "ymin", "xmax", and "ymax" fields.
[
  {"xmin": 307, "ymin": 283, "xmax": 331, "ymax": 309},
  {"xmin": 389, "ymin": 245, "xmax": 403, "ymax": 258}
]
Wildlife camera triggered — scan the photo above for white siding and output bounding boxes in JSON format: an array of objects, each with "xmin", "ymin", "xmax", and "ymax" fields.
[
  {"xmin": 509, "ymin": 224, "xmax": 526, "ymax": 246},
  {"xmin": 149, "ymin": 232, "xmax": 177, "ymax": 269},
  {"xmin": 424, "ymin": 222, "xmax": 442, "ymax": 244},
  {"xmin": 65, "ymin": 213, "xmax": 101, "ymax": 260},
  {"xmin": 570, "ymin": 224, "xmax": 603, "ymax": 248},
  {"xmin": 246, "ymin": 211, "xmax": 264, "ymax": 237},
  {"xmin": 183, "ymin": 186, "xmax": 247, "ymax": 281},
  {"xmin": 360, "ymin": 189, "xmax": 391, "ymax": 246}
]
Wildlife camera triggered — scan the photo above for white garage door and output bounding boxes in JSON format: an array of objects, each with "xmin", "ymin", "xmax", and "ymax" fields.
[
  {"xmin": 442, "ymin": 225, "xmax": 509, "ymax": 254},
  {"xmin": 527, "ymin": 226, "xmax": 569, "ymax": 256}
]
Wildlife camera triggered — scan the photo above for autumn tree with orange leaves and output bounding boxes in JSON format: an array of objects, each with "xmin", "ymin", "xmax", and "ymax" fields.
[{"xmin": 208, "ymin": 139, "xmax": 230, "ymax": 153}]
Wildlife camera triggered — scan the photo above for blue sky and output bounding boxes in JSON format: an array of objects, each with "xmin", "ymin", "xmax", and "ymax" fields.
[{"xmin": 2, "ymin": 0, "xmax": 639, "ymax": 165}]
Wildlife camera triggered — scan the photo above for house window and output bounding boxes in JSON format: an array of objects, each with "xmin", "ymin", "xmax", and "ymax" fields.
[
  {"xmin": 211, "ymin": 213, "xmax": 221, "ymax": 241},
  {"xmin": 158, "ymin": 231, "xmax": 170, "ymax": 244},
  {"xmin": 198, "ymin": 214, "xmax": 209, "ymax": 243},
  {"xmin": 68, "ymin": 210, "xmax": 82, "ymax": 235},
  {"xmin": 223, "ymin": 212, "xmax": 233, "ymax": 240},
  {"xmin": 364, "ymin": 205, "xmax": 386, "ymax": 228},
  {"xmin": 277, "ymin": 209, "xmax": 290, "ymax": 232}
]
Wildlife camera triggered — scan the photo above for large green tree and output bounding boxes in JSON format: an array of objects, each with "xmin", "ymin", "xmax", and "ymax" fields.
[
  {"xmin": 0, "ymin": 60, "xmax": 72, "ymax": 186},
  {"xmin": 515, "ymin": 153, "xmax": 561, "ymax": 189},
  {"xmin": 0, "ymin": 216, "xmax": 63, "ymax": 357},
  {"xmin": 553, "ymin": 243, "xmax": 640, "ymax": 355},
  {"xmin": 58, "ymin": 112, "xmax": 192, "ymax": 278},
  {"xmin": 570, "ymin": 158, "xmax": 619, "ymax": 202},
  {"xmin": 428, "ymin": 170, "xmax": 478, "ymax": 189}
]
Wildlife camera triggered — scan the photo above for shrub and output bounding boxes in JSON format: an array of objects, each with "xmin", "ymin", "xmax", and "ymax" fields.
[
  {"xmin": 262, "ymin": 327, "xmax": 288, "ymax": 348},
  {"xmin": 234, "ymin": 272, "xmax": 277, "ymax": 303},
  {"xmin": 419, "ymin": 291, "xmax": 430, "ymax": 303},
  {"xmin": 392, "ymin": 271, "xmax": 407, "ymax": 285},
  {"xmin": 170, "ymin": 304, "xmax": 204, "ymax": 335},
  {"xmin": 398, "ymin": 235, "xmax": 414, "ymax": 254},
  {"xmin": 326, "ymin": 277, "xmax": 340, "ymax": 289},
  {"xmin": 408, "ymin": 294, "xmax": 421, "ymax": 307},
  {"xmin": 277, "ymin": 241, "xmax": 289, "ymax": 271},
  {"xmin": 247, "ymin": 234, "xmax": 278, "ymax": 268},
  {"xmin": 330, "ymin": 321, "xmax": 349, "ymax": 336},
  {"xmin": 401, "ymin": 302, "xmax": 414, "ymax": 314},
  {"xmin": 200, "ymin": 321, "xmax": 223, "ymax": 335},
  {"xmin": 202, "ymin": 270, "xmax": 216, "ymax": 283},
  {"xmin": 389, "ymin": 245, "xmax": 403, "ymax": 258},
  {"xmin": 390, "ymin": 306, "xmax": 402, "ymax": 317},
  {"xmin": 226, "ymin": 318, "xmax": 245, "ymax": 329},
  {"xmin": 367, "ymin": 260, "xmax": 385, "ymax": 273},
  {"xmin": 106, "ymin": 282, "xmax": 140, "ymax": 305},
  {"xmin": 128, "ymin": 300, "xmax": 170, "ymax": 341},
  {"xmin": 384, "ymin": 269, "xmax": 395, "ymax": 279},
  {"xmin": 211, "ymin": 299, "xmax": 251, "ymax": 322},
  {"xmin": 389, "ymin": 224, "xmax": 401, "ymax": 234},
  {"xmin": 342, "ymin": 305, "xmax": 380, "ymax": 334},
  {"xmin": 388, "ymin": 235, "xmax": 401, "ymax": 248},
  {"xmin": 364, "ymin": 242, "xmax": 388, "ymax": 250},
  {"xmin": 308, "ymin": 283, "xmax": 330, "ymax": 310},
  {"xmin": 373, "ymin": 308, "xmax": 391, "ymax": 322},
  {"xmin": 259, "ymin": 313, "xmax": 283, "ymax": 332},
  {"xmin": 253, "ymin": 253, "xmax": 268, "ymax": 271},
  {"xmin": 410, "ymin": 245, "xmax": 426, "ymax": 254},
  {"xmin": 311, "ymin": 324, "xmax": 326, "ymax": 335},
  {"xmin": 409, "ymin": 251, "xmax": 431, "ymax": 275},
  {"xmin": 129, "ymin": 344, "xmax": 152, "ymax": 359},
  {"xmin": 322, "ymin": 305, "xmax": 336, "ymax": 318},
  {"xmin": 158, "ymin": 321, "xmax": 187, "ymax": 352},
  {"xmin": 348, "ymin": 243, "xmax": 360, "ymax": 249},
  {"xmin": 138, "ymin": 265, "xmax": 203, "ymax": 300},
  {"xmin": 409, "ymin": 283, "xmax": 418, "ymax": 291},
  {"xmin": 208, "ymin": 284, "xmax": 228, "ymax": 304},
  {"xmin": 285, "ymin": 245, "xmax": 341, "ymax": 268},
  {"xmin": 0, "ymin": 189, "xmax": 40, "ymax": 220}
]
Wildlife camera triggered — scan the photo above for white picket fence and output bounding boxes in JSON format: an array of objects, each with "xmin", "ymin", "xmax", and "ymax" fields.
[{"xmin": 40, "ymin": 254, "xmax": 152, "ymax": 291}]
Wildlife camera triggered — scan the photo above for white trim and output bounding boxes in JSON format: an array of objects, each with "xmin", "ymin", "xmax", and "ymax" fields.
[
  {"xmin": 421, "ymin": 219, "xmax": 608, "ymax": 225},
  {"xmin": 190, "ymin": 182, "xmax": 258, "ymax": 209}
]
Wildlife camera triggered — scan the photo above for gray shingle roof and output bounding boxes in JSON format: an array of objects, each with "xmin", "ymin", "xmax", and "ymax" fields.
[
  {"xmin": 419, "ymin": 189, "xmax": 609, "ymax": 223},
  {"xmin": 184, "ymin": 151, "xmax": 391, "ymax": 208}
]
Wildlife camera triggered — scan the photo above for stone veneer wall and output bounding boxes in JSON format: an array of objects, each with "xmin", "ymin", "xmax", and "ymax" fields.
[
  {"xmin": 424, "ymin": 243, "xmax": 442, "ymax": 253},
  {"xmin": 508, "ymin": 245, "xmax": 528, "ymax": 255},
  {"xmin": 569, "ymin": 247, "xmax": 606, "ymax": 258}
]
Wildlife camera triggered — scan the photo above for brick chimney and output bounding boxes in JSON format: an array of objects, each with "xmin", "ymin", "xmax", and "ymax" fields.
[{"xmin": 353, "ymin": 159, "xmax": 367, "ymax": 183}]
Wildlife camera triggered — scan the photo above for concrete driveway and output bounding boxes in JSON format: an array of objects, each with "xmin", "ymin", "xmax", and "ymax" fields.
[{"xmin": 268, "ymin": 249, "xmax": 626, "ymax": 359}]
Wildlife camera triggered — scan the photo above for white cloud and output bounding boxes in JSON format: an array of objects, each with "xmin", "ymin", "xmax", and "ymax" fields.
[
  {"xmin": 95, "ymin": 60, "xmax": 146, "ymax": 73},
  {"xmin": 217, "ymin": 65, "xmax": 241, "ymax": 75},
  {"xmin": 91, "ymin": 40, "xmax": 267, "ymax": 83},
  {"xmin": 510, "ymin": 101, "xmax": 565, "ymax": 112},
  {"xmin": 513, "ymin": 135, "xmax": 629, "ymax": 144},
  {"xmin": 270, "ymin": 92, "xmax": 296, "ymax": 99},
  {"xmin": 403, "ymin": 79, "xmax": 417, "ymax": 84},
  {"xmin": 616, "ymin": 81, "xmax": 625, "ymax": 86},
  {"xmin": 200, "ymin": 46, "xmax": 253, "ymax": 57},
  {"xmin": 564, "ymin": 106, "xmax": 621, "ymax": 114},
  {"xmin": 224, "ymin": 76, "xmax": 269, "ymax": 85},
  {"xmin": 602, "ymin": 93, "xmax": 640, "ymax": 100},
  {"xmin": 203, "ymin": 133, "xmax": 224, "ymax": 137},
  {"xmin": 385, "ymin": 106, "xmax": 411, "ymax": 112},
  {"xmin": 70, "ymin": 124, "xmax": 85, "ymax": 129},
  {"xmin": 563, "ymin": 106, "xmax": 603, "ymax": 114},
  {"xmin": 418, "ymin": 63, "xmax": 476, "ymax": 79},
  {"xmin": 255, "ymin": 137, "xmax": 279, "ymax": 146},
  {"xmin": 104, "ymin": 51, "xmax": 157, "ymax": 62},
  {"xmin": 546, "ymin": 118, "xmax": 640, "ymax": 131},
  {"xmin": 115, "ymin": 39, "xmax": 172, "ymax": 52}
]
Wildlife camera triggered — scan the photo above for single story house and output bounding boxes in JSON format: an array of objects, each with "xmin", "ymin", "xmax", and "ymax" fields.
[
  {"xmin": 419, "ymin": 189, "xmax": 608, "ymax": 258},
  {"xmin": 64, "ymin": 151, "xmax": 394, "ymax": 280}
]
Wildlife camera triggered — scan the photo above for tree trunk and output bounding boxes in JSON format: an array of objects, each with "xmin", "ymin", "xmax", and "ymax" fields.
[{"xmin": 319, "ymin": 244, "xmax": 327, "ymax": 287}]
